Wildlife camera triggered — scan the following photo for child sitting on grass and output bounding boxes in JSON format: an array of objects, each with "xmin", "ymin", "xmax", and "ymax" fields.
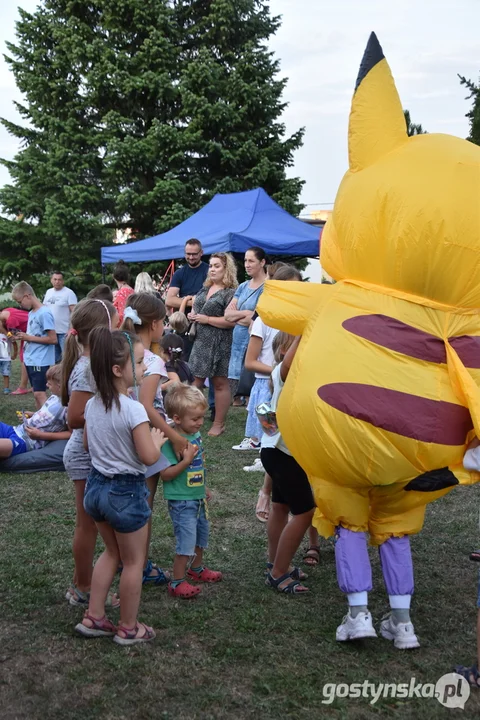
[
  {"xmin": 453, "ymin": 439, "xmax": 480, "ymax": 687},
  {"xmin": 0, "ymin": 364, "xmax": 70, "ymax": 458},
  {"xmin": 160, "ymin": 383, "xmax": 222, "ymax": 599}
]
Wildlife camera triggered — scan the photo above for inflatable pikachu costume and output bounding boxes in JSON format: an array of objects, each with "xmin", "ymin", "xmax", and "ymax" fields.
[{"xmin": 258, "ymin": 33, "xmax": 480, "ymax": 645}]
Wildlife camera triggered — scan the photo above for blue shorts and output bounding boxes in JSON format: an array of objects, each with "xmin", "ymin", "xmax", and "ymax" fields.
[
  {"xmin": 0, "ymin": 360, "xmax": 11, "ymax": 377},
  {"xmin": 0, "ymin": 421, "xmax": 27, "ymax": 456},
  {"xmin": 26, "ymin": 365, "xmax": 49, "ymax": 392},
  {"xmin": 168, "ymin": 499, "xmax": 209, "ymax": 556},
  {"xmin": 84, "ymin": 467, "xmax": 151, "ymax": 533}
]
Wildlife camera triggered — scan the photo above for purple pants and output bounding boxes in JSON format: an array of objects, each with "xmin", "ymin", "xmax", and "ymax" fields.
[{"xmin": 335, "ymin": 526, "xmax": 414, "ymax": 596}]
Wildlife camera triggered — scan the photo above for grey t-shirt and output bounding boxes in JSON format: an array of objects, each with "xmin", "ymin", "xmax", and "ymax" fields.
[{"xmin": 85, "ymin": 393, "xmax": 151, "ymax": 477}]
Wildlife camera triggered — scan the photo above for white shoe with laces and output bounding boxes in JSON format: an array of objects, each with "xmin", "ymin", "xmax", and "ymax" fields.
[
  {"xmin": 336, "ymin": 609, "xmax": 378, "ymax": 641},
  {"xmin": 232, "ymin": 437, "xmax": 260, "ymax": 451},
  {"xmin": 380, "ymin": 612, "xmax": 420, "ymax": 649},
  {"xmin": 243, "ymin": 457, "xmax": 264, "ymax": 472}
]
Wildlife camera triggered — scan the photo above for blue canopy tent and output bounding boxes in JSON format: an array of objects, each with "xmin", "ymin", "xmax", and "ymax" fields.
[{"xmin": 101, "ymin": 188, "xmax": 321, "ymax": 263}]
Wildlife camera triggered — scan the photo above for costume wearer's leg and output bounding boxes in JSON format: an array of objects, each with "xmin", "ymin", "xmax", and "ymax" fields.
[
  {"xmin": 379, "ymin": 535, "xmax": 414, "ymax": 623},
  {"xmin": 335, "ymin": 526, "xmax": 372, "ymax": 614}
]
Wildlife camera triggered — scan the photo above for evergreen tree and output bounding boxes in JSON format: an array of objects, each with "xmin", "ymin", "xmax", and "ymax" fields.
[
  {"xmin": 0, "ymin": 0, "xmax": 305, "ymax": 295},
  {"xmin": 459, "ymin": 74, "xmax": 480, "ymax": 146},
  {"xmin": 404, "ymin": 109, "xmax": 427, "ymax": 136}
]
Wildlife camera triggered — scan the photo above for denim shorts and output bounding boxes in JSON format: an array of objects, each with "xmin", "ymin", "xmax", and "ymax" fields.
[
  {"xmin": 168, "ymin": 499, "xmax": 209, "ymax": 556},
  {"xmin": 26, "ymin": 365, "xmax": 49, "ymax": 392},
  {"xmin": 0, "ymin": 360, "xmax": 11, "ymax": 377},
  {"xmin": 84, "ymin": 467, "xmax": 151, "ymax": 534}
]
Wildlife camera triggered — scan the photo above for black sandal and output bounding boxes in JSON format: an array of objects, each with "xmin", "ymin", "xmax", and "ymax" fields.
[
  {"xmin": 303, "ymin": 545, "xmax": 320, "ymax": 566},
  {"xmin": 265, "ymin": 571, "xmax": 308, "ymax": 594},
  {"xmin": 453, "ymin": 664, "xmax": 480, "ymax": 688}
]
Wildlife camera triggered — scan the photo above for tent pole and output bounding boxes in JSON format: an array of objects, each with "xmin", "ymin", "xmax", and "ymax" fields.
[{"xmin": 102, "ymin": 264, "xmax": 106, "ymax": 284}]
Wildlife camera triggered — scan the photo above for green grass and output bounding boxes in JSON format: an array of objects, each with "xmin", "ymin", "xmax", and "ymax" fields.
[{"xmin": 1, "ymin": 361, "xmax": 480, "ymax": 718}]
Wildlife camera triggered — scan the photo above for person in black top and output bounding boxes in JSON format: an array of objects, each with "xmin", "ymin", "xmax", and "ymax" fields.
[
  {"xmin": 160, "ymin": 334, "xmax": 194, "ymax": 387},
  {"xmin": 165, "ymin": 239, "xmax": 209, "ymax": 312}
]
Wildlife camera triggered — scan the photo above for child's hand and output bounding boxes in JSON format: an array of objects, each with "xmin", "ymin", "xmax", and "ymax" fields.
[
  {"xmin": 172, "ymin": 434, "xmax": 188, "ymax": 459},
  {"xmin": 26, "ymin": 426, "xmax": 43, "ymax": 440},
  {"xmin": 206, "ymin": 487, "xmax": 212, "ymax": 502},
  {"xmin": 151, "ymin": 428, "xmax": 167, "ymax": 451},
  {"xmin": 182, "ymin": 442, "xmax": 198, "ymax": 463}
]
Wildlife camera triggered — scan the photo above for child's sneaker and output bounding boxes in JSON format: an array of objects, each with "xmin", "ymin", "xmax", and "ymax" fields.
[
  {"xmin": 336, "ymin": 609, "xmax": 377, "ymax": 641},
  {"xmin": 3, "ymin": 388, "xmax": 10, "ymax": 395},
  {"xmin": 167, "ymin": 580, "xmax": 201, "ymax": 599},
  {"xmin": 379, "ymin": 612, "xmax": 420, "ymax": 649},
  {"xmin": 187, "ymin": 566, "xmax": 223, "ymax": 583},
  {"xmin": 243, "ymin": 457, "xmax": 264, "ymax": 472},
  {"xmin": 232, "ymin": 437, "xmax": 260, "ymax": 451}
]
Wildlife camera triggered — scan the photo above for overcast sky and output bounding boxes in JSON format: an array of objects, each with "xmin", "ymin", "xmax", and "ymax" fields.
[{"xmin": 0, "ymin": 1, "xmax": 478, "ymax": 237}]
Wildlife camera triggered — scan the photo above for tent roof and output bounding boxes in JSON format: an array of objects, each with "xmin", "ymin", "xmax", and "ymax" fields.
[{"xmin": 101, "ymin": 188, "xmax": 321, "ymax": 263}]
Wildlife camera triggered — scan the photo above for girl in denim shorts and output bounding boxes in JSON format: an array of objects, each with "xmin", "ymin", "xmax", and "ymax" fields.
[
  {"xmin": 75, "ymin": 328, "xmax": 166, "ymax": 646},
  {"xmin": 160, "ymin": 384, "xmax": 223, "ymax": 599}
]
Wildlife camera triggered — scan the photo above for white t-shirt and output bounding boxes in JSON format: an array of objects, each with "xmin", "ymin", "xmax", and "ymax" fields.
[
  {"xmin": 0, "ymin": 333, "xmax": 11, "ymax": 361},
  {"xmin": 464, "ymin": 445, "xmax": 480, "ymax": 472},
  {"xmin": 15, "ymin": 394, "xmax": 67, "ymax": 450},
  {"xmin": 43, "ymin": 286, "xmax": 78, "ymax": 334},
  {"xmin": 85, "ymin": 393, "xmax": 150, "ymax": 477},
  {"xmin": 250, "ymin": 317, "xmax": 278, "ymax": 379},
  {"xmin": 260, "ymin": 363, "xmax": 291, "ymax": 456},
  {"xmin": 141, "ymin": 349, "xmax": 168, "ymax": 417}
]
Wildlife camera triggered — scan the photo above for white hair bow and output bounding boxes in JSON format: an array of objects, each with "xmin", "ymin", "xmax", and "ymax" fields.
[{"xmin": 124, "ymin": 306, "xmax": 142, "ymax": 325}]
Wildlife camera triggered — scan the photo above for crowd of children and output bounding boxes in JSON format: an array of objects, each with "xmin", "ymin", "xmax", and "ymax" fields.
[{"xmin": 2, "ymin": 271, "xmax": 480, "ymax": 684}]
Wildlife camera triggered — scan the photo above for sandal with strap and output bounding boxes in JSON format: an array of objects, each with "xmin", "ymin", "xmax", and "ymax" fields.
[
  {"xmin": 67, "ymin": 586, "xmax": 120, "ymax": 609},
  {"xmin": 187, "ymin": 566, "xmax": 223, "ymax": 583},
  {"xmin": 256, "ymin": 490, "xmax": 270, "ymax": 523},
  {"xmin": 168, "ymin": 580, "xmax": 202, "ymax": 599},
  {"xmin": 453, "ymin": 664, "xmax": 480, "ymax": 688},
  {"xmin": 75, "ymin": 613, "xmax": 117, "ymax": 638},
  {"xmin": 266, "ymin": 563, "xmax": 308, "ymax": 581},
  {"xmin": 113, "ymin": 621, "xmax": 156, "ymax": 646},
  {"xmin": 142, "ymin": 559, "xmax": 170, "ymax": 586},
  {"xmin": 265, "ymin": 571, "xmax": 309, "ymax": 594},
  {"xmin": 303, "ymin": 545, "xmax": 320, "ymax": 566}
]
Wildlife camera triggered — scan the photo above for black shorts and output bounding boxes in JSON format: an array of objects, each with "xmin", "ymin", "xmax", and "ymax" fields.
[{"xmin": 260, "ymin": 447, "xmax": 314, "ymax": 516}]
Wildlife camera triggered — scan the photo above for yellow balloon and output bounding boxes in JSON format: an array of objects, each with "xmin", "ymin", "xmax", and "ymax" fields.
[{"xmin": 258, "ymin": 32, "xmax": 480, "ymax": 545}]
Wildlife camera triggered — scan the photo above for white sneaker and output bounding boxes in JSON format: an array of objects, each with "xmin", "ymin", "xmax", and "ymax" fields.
[
  {"xmin": 380, "ymin": 612, "xmax": 420, "ymax": 649},
  {"xmin": 243, "ymin": 457, "xmax": 264, "ymax": 472},
  {"xmin": 232, "ymin": 437, "xmax": 260, "ymax": 451},
  {"xmin": 336, "ymin": 610, "xmax": 378, "ymax": 642}
]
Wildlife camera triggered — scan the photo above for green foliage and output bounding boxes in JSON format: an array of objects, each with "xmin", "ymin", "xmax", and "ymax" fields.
[
  {"xmin": 459, "ymin": 74, "xmax": 480, "ymax": 146},
  {"xmin": 0, "ymin": 0, "xmax": 304, "ymax": 296},
  {"xmin": 403, "ymin": 109, "xmax": 427, "ymax": 136}
]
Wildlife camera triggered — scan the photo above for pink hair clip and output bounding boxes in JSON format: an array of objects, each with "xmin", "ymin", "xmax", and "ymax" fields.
[{"xmin": 69, "ymin": 328, "xmax": 78, "ymax": 336}]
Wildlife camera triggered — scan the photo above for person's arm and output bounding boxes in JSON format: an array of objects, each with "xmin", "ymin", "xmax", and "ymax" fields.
[
  {"xmin": 179, "ymin": 296, "xmax": 193, "ymax": 314},
  {"xmin": 10, "ymin": 339, "xmax": 18, "ymax": 361},
  {"xmin": 224, "ymin": 298, "xmax": 247, "ymax": 323},
  {"xmin": 245, "ymin": 335, "xmax": 272, "ymax": 375},
  {"xmin": 138, "ymin": 374, "xmax": 188, "ymax": 456},
  {"xmin": 192, "ymin": 314, "xmax": 233, "ymax": 329},
  {"xmin": 166, "ymin": 285, "xmax": 185, "ymax": 310},
  {"xmin": 67, "ymin": 391, "xmax": 94, "ymax": 429},
  {"xmin": 280, "ymin": 336, "xmax": 301, "ymax": 382},
  {"xmin": 160, "ymin": 443, "xmax": 198, "ymax": 482},
  {"xmin": 132, "ymin": 424, "xmax": 166, "ymax": 466},
  {"xmin": 69, "ymin": 305, "xmax": 76, "ymax": 313},
  {"xmin": 26, "ymin": 426, "xmax": 72, "ymax": 442},
  {"xmin": 17, "ymin": 328, "xmax": 57, "ymax": 344},
  {"xmin": 165, "ymin": 370, "xmax": 181, "ymax": 384}
]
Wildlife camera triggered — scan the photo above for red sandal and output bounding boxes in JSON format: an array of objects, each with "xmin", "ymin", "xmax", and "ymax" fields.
[
  {"xmin": 168, "ymin": 580, "xmax": 202, "ymax": 599},
  {"xmin": 187, "ymin": 566, "xmax": 223, "ymax": 583},
  {"xmin": 75, "ymin": 613, "xmax": 117, "ymax": 638},
  {"xmin": 113, "ymin": 621, "xmax": 156, "ymax": 646}
]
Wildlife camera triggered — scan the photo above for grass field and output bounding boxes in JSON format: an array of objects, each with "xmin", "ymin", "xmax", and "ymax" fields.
[{"xmin": 1, "ymin": 362, "xmax": 480, "ymax": 719}]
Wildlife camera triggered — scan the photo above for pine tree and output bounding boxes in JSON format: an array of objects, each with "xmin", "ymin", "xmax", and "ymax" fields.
[
  {"xmin": 404, "ymin": 109, "xmax": 427, "ymax": 136},
  {"xmin": 0, "ymin": 0, "xmax": 305, "ymax": 294},
  {"xmin": 459, "ymin": 74, "xmax": 480, "ymax": 146}
]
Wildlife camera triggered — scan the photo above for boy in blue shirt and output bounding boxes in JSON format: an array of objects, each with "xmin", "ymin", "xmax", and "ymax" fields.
[
  {"xmin": 160, "ymin": 383, "xmax": 222, "ymax": 599},
  {"xmin": 12, "ymin": 281, "xmax": 57, "ymax": 410}
]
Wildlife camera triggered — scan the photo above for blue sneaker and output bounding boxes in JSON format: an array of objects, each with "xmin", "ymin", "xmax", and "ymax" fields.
[{"xmin": 3, "ymin": 388, "xmax": 11, "ymax": 395}]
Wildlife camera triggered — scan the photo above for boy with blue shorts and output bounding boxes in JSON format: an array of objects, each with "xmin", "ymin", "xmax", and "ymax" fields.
[
  {"xmin": 160, "ymin": 383, "xmax": 222, "ymax": 599},
  {"xmin": 12, "ymin": 281, "xmax": 57, "ymax": 410}
]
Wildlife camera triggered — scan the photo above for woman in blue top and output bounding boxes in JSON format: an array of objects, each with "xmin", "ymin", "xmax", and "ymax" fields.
[{"xmin": 225, "ymin": 247, "xmax": 267, "ymax": 402}]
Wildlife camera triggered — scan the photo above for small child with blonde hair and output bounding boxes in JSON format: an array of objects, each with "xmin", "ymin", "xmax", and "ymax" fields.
[{"xmin": 160, "ymin": 383, "xmax": 222, "ymax": 598}]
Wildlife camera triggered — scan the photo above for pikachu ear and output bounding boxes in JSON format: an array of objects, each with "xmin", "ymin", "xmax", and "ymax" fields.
[{"xmin": 349, "ymin": 32, "xmax": 407, "ymax": 172}]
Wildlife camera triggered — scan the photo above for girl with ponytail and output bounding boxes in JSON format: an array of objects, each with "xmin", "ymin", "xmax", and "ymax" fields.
[
  {"xmin": 75, "ymin": 328, "xmax": 166, "ymax": 645},
  {"xmin": 62, "ymin": 299, "xmax": 119, "ymax": 607},
  {"xmin": 122, "ymin": 293, "xmax": 190, "ymax": 586}
]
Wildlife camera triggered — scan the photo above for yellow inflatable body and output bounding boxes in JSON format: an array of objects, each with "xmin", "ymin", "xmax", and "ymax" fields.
[{"xmin": 258, "ymin": 33, "xmax": 480, "ymax": 545}]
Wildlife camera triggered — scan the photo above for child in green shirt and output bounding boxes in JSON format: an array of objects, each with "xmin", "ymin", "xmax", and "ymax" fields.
[{"xmin": 161, "ymin": 384, "xmax": 223, "ymax": 599}]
